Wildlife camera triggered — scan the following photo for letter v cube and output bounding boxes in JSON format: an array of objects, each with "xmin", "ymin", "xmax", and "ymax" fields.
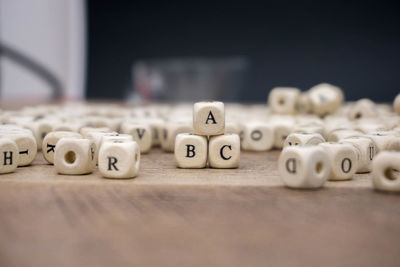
[
  {"xmin": 193, "ymin": 101, "xmax": 225, "ymax": 136},
  {"xmin": 174, "ymin": 133, "xmax": 207, "ymax": 168}
]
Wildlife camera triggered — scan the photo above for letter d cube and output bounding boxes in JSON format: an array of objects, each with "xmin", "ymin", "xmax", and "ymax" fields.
[{"xmin": 174, "ymin": 133, "xmax": 207, "ymax": 168}]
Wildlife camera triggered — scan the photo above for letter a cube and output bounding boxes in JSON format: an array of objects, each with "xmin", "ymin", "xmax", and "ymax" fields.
[
  {"xmin": 193, "ymin": 101, "xmax": 225, "ymax": 136},
  {"xmin": 174, "ymin": 133, "xmax": 207, "ymax": 168}
]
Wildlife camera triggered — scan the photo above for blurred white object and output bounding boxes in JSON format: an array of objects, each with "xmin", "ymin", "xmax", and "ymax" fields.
[{"xmin": 0, "ymin": 0, "xmax": 86, "ymax": 102}]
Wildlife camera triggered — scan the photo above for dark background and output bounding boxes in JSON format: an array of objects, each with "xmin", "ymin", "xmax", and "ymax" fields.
[{"xmin": 87, "ymin": 0, "xmax": 400, "ymax": 102}]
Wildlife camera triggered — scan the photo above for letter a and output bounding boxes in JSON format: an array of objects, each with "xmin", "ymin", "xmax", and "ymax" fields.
[{"xmin": 205, "ymin": 111, "xmax": 217, "ymax": 124}]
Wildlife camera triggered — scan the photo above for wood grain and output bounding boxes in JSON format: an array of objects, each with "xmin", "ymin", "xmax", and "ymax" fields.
[{"xmin": 0, "ymin": 149, "xmax": 399, "ymax": 267}]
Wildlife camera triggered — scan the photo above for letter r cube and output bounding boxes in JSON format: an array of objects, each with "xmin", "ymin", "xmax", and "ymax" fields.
[
  {"xmin": 98, "ymin": 140, "xmax": 141, "ymax": 179},
  {"xmin": 193, "ymin": 101, "xmax": 225, "ymax": 136},
  {"xmin": 174, "ymin": 133, "xmax": 207, "ymax": 168}
]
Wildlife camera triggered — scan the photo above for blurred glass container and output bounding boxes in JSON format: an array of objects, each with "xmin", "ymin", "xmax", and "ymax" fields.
[{"xmin": 129, "ymin": 57, "xmax": 248, "ymax": 102}]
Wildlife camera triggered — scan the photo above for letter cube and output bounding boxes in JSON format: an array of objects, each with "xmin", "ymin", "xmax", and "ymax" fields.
[
  {"xmin": 241, "ymin": 122, "xmax": 274, "ymax": 151},
  {"xmin": 208, "ymin": 134, "xmax": 240, "ymax": 168},
  {"xmin": 54, "ymin": 138, "xmax": 96, "ymax": 175},
  {"xmin": 341, "ymin": 137, "xmax": 376, "ymax": 173},
  {"xmin": 23, "ymin": 120, "xmax": 53, "ymax": 150},
  {"xmin": 318, "ymin": 142, "xmax": 358, "ymax": 181},
  {"xmin": 193, "ymin": 101, "xmax": 225, "ymax": 136},
  {"xmin": 278, "ymin": 146, "xmax": 330, "ymax": 189},
  {"xmin": 268, "ymin": 87, "xmax": 300, "ymax": 114},
  {"xmin": 372, "ymin": 151, "xmax": 400, "ymax": 192},
  {"xmin": 347, "ymin": 98, "xmax": 377, "ymax": 120},
  {"xmin": 283, "ymin": 132, "xmax": 325, "ymax": 147},
  {"xmin": 271, "ymin": 120, "xmax": 294, "ymax": 149},
  {"xmin": 0, "ymin": 131, "xmax": 37, "ymax": 166},
  {"xmin": 295, "ymin": 92, "xmax": 311, "ymax": 114},
  {"xmin": 0, "ymin": 138, "xmax": 19, "ymax": 174},
  {"xmin": 121, "ymin": 122, "xmax": 152, "ymax": 153},
  {"xmin": 364, "ymin": 132, "xmax": 395, "ymax": 153},
  {"xmin": 161, "ymin": 121, "xmax": 193, "ymax": 152},
  {"xmin": 98, "ymin": 140, "xmax": 140, "ymax": 179},
  {"xmin": 174, "ymin": 133, "xmax": 207, "ymax": 168},
  {"xmin": 308, "ymin": 83, "xmax": 344, "ymax": 116},
  {"xmin": 327, "ymin": 129, "xmax": 363, "ymax": 142},
  {"xmin": 42, "ymin": 131, "xmax": 83, "ymax": 164}
]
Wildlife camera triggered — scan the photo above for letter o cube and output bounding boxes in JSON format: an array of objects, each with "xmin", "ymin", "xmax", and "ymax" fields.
[
  {"xmin": 54, "ymin": 138, "xmax": 96, "ymax": 175},
  {"xmin": 208, "ymin": 134, "xmax": 240, "ymax": 168},
  {"xmin": 278, "ymin": 146, "xmax": 330, "ymax": 189},
  {"xmin": 174, "ymin": 133, "xmax": 207, "ymax": 168},
  {"xmin": 318, "ymin": 142, "xmax": 358, "ymax": 181},
  {"xmin": 98, "ymin": 140, "xmax": 140, "ymax": 179},
  {"xmin": 193, "ymin": 101, "xmax": 225, "ymax": 136}
]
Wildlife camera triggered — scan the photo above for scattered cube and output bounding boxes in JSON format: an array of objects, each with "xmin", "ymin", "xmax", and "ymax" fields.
[
  {"xmin": 161, "ymin": 121, "xmax": 193, "ymax": 152},
  {"xmin": 98, "ymin": 140, "xmax": 140, "ymax": 179},
  {"xmin": 372, "ymin": 151, "xmax": 400, "ymax": 192},
  {"xmin": 241, "ymin": 122, "xmax": 274, "ymax": 151},
  {"xmin": 0, "ymin": 138, "xmax": 19, "ymax": 174},
  {"xmin": 364, "ymin": 132, "xmax": 395, "ymax": 153},
  {"xmin": 0, "ymin": 131, "xmax": 37, "ymax": 166},
  {"xmin": 54, "ymin": 137, "xmax": 96, "ymax": 175},
  {"xmin": 295, "ymin": 92, "xmax": 312, "ymax": 114},
  {"xmin": 308, "ymin": 83, "xmax": 344, "ymax": 117},
  {"xmin": 278, "ymin": 146, "xmax": 330, "ymax": 189},
  {"xmin": 174, "ymin": 133, "xmax": 207, "ymax": 168},
  {"xmin": 121, "ymin": 122, "xmax": 152, "ymax": 153},
  {"xmin": 341, "ymin": 137, "xmax": 377, "ymax": 173},
  {"xmin": 193, "ymin": 101, "xmax": 225, "ymax": 136},
  {"xmin": 319, "ymin": 142, "xmax": 358, "ymax": 181},
  {"xmin": 268, "ymin": 87, "xmax": 300, "ymax": 114},
  {"xmin": 42, "ymin": 131, "xmax": 83, "ymax": 164},
  {"xmin": 347, "ymin": 98, "xmax": 377, "ymax": 120},
  {"xmin": 283, "ymin": 132, "xmax": 325, "ymax": 147}
]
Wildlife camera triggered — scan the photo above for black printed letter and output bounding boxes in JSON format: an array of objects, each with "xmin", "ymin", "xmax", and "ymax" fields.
[{"xmin": 108, "ymin": 156, "xmax": 119, "ymax": 171}]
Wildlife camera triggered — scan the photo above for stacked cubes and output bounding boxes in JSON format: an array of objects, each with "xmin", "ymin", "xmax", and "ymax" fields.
[{"xmin": 174, "ymin": 101, "xmax": 240, "ymax": 168}]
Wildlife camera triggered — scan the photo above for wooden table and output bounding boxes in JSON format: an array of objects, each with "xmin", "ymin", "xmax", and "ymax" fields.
[{"xmin": 0, "ymin": 149, "xmax": 399, "ymax": 267}]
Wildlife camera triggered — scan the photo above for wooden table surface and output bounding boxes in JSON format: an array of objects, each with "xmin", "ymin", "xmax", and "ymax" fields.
[{"xmin": 0, "ymin": 149, "xmax": 399, "ymax": 267}]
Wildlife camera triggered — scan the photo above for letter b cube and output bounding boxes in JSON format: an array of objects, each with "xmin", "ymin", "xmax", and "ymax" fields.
[
  {"xmin": 193, "ymin": 101, "xmax": 225, "ymax": 136},
  {"xmin": 174, "ymin": 133, "xmax": 208, "ymax": 168}
]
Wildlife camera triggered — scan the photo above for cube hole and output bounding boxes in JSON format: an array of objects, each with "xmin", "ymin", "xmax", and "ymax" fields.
[
  {"xmin": 384, "ymin": 167, "xmax": 399, "ymax": 181},
  {"xmin": 64, "ymin": 151, "xmax": 76, "ymax": 164},
  {"xmin": 278, "ymin": 98, "xmax": 285, "ymax": 105},
  {"xmin": 355, "ymin": 112, "xmax": 362, "ymax": 119},
  {"xmin": 315, "ymin": 161, "xmax": 323, "ymax": 174}
]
